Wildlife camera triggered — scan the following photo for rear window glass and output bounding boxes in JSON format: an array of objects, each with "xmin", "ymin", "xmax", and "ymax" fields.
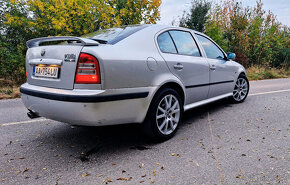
[
  {"xmin": 82, "ymin": 25, "xmax": 148, "ymax": 44},
  {"xmin": 157, "ymin": 32, "xmax": 177, "ymax": 54}
]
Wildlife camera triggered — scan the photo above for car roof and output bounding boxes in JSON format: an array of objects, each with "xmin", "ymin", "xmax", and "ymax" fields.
[{"xmin": 142, "ymin": 24, "xmax": 207, "ymax": 36}]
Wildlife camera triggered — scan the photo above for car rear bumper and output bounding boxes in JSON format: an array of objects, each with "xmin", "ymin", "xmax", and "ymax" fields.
[{"xmin": 20, "ymin": 83, "xmax": 155, "ymax": 126}]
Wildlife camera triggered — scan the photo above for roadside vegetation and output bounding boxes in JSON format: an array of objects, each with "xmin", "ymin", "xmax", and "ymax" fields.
[
  {"xmin": 179, "ymin": 0, "xmax": 289, "ymax": 78},
  {"xmin": 0, "ymin": 0, "xmax": 289, "ymax": 99},
  {"xmin": 0, "ymin": 0, "xmax": 161, "ymax": 85},
  {"xmin": 247, "ymin": 66, "xmax": 290, "ymax": 81},
  {"xmin": 0, "ymin": 79, "xmax": 20, "ymax": 99},
  {"xmin": 0, "ymin": 0, "xmax": 161, "ymax": 99}
]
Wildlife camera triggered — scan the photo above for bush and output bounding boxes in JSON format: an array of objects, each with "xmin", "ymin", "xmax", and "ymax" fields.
[
  {"xmin": 179, "ymin": 0, "xmax": 290, "ymax": 69},
  {"xmin": 204, "ymin": 0, "xmax": 290, "ymax": 68},
  {"xmin": 246, "ymin": 66, "xmax": 290, "ymax": 80},
  {"xmin": 0, "ymin": 0, "xmax": 162, "ymax": 86},
  {"xmin": 0, "ymin": 39, "xmax": 26, "ymax": 85}
]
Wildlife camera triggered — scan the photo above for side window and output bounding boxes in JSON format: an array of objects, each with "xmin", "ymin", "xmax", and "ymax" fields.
[
  {"xmin": 195, "ymin": 34, "xmax": 225, "ymax": 59},
  {"xmin": 157, "ymin": 32, "xmax": 177, "ymax": 54},
  {"xmin": 169, "ymin": 30, "xmax": 201, "ymax": 57}
]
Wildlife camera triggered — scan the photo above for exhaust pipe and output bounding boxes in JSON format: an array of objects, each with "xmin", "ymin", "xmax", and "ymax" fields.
[{"xmin": 27, "ymin": 110, "xmax": 40, "ymax": 119}]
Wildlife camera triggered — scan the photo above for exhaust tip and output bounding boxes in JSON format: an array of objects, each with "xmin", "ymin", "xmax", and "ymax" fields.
[{"xmin": 27, "ymin": 110, "xmax": 40, "ymax": 119}]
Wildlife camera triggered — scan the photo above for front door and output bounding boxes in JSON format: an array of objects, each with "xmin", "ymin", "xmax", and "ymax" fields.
[{"xmin": 195, "ymin": 34, "xmax": 235, "ymax": 98}]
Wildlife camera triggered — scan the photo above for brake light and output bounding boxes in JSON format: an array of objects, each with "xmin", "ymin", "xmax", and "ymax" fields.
[{"xmin": 75, "ymin": 53, "xmax": 101, "ymax": 84}]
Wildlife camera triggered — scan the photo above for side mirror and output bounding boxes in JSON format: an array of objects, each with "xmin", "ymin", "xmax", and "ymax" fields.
[{"xmin": 227, "ymin": 53, "xmax": 236, "ymax": 60}]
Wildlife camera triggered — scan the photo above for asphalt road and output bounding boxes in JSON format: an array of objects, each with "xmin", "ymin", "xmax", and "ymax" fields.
[{"xmin": 0, "ymin": 78, "xmax": 289, "ymax": 185}]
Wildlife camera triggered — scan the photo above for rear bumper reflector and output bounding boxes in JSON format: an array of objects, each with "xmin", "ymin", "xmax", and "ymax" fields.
[{"xmin": 20, "ymin": 87, "xmax": 149, "ymax": 103}]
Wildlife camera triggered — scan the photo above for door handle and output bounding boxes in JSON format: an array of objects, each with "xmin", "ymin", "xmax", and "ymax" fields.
[
  {"xmin": 210, "ymin": 65, "xmax": 216, "ymax": 70},
  {"xmin": 174, "ymin": 63, "xmax": 183, "ymax": 70}
]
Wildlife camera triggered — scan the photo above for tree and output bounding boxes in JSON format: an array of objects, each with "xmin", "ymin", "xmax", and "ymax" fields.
[
  {"xmin": 111, "ymin": 0, "xmax": 161, "ymax": 25},
  {"xmin": 204, "ymin": 0, "xmax": 289, "ymax": 68},
  {"xmin": 4, "ymin": 0, "xmax": 161, "ymax": 37},
  {"xmin": 179, "ymin": 0, "xmax": 211, "ymax": 32},
  {"xmin": 0, "ymin": 0, "xmax": 161, "ymax": 84}
]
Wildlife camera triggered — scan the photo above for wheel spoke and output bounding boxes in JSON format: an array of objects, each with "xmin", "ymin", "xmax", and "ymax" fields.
[
  {"xmin": 236, "ymin": 96, "xmax": 240, "ymax": 101},
  {"xmin": 237, "ymin": 79, "xmax": 241, "ymax": 87},
  {"xmin": 164, "ymin": 97, "xmax": 170, "ymax": 109},
  {"xmin": 157, "ymin": 114, "xmax": 166, "ymax": 119},
  {"xmin": 159, "ymin": 119, "xmax": 167, "ymax": 130},
  {"xmin": 172, "ymin": 117, "xmax": 178, "ymax": 124},
  {"xmin": 233, "ymin": 91, "xmax": 239, "ymax": 96},
  {"xmin": 171, "ymin": 108, "xmax": 180, "ymax": 114},
  {"xmin": 164, "ymin": 121, "xmax": 169, "ymax": 133},
  {"xmin": 170, "ymin": 101, "xmax": 178, "ymax": 111},
  {"xmin": 168, "ymin": 95, "xmax": 172, "ymax": 108},
  {"xmin": 158, "ymin": 106, "xmax": 166, "ymax": 113},
  {"xmin": 242, "ymin": 89, "xmax": 247, "ymax": 94},
  {"xmin": 242, "ymin": 80, "xmax": 246, "ymax": 87},
  {"xmin": 169, "ymin": 120, "xmax": 174, "ymax": 130}
]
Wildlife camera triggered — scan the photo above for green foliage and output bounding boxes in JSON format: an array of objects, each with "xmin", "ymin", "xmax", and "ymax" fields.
[
  {"xmin": 180, "ymin": 0, "xmax": 289, "ymax": 69},
  {"xmin": 179, "ymin": 0, "xmax": 211, "ymax": 32},
  {"xmin": 0, "ymin": 36, "xmax": 26, "ymax": 84},
  {"xmin": 204, "ymin": 0, "xmax": 290, "ymax": 68},
  {"xmin": 0, "ymin": 0, "xmax": 161, "ymax": 85},
  {"xmin": 247, "ymin": 66, "xmax": 290, "ymax": 81}
]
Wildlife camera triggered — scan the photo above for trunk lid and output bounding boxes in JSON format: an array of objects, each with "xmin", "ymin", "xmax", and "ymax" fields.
[{"xmin": 26, "ymin": 37, "xmax": 99, "ymax": 90}]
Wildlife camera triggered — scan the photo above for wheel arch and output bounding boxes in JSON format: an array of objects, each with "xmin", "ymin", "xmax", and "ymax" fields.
[
  {"xmin": 153, "ymin": 81, "xmax": 185, "ymax": 106},
  {"xmin": 239, "ymin": 72, "xmax": 246, "ymax": 77}
]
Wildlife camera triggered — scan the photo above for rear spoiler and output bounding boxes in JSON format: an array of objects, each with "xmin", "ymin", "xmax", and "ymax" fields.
[{"xmin": 26, "ymin": 36, "xmax": 99, "ymax": 48}]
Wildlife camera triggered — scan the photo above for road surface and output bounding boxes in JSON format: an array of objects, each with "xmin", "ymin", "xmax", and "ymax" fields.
[{"xmin": 0, "ymin": 78, "xmax": 289, "ymax": 185}]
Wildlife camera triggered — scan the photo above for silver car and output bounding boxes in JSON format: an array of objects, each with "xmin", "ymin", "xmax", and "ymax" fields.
[{"xmin": 21, "ymin": 24, "xmax": 249, "ymax": 140}]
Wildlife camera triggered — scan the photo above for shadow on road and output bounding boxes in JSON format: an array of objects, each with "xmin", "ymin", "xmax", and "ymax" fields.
[{"xmin": 30, "ymin": 98, "xmax": 233, "ymax": 163}]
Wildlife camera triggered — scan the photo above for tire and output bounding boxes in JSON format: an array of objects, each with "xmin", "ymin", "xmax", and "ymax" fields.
[
  {"xmin": 230, "ymin": 74, "xmax": 249, "ymax": 103},
  {"xmin": 142, "ymin": 88, "xmax": 183, "ymax": 141}
]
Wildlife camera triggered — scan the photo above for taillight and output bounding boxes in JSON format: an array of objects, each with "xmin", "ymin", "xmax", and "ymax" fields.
[{"xmin": 75, "ymin": 53, "xmax": 101, "ymax": 84}]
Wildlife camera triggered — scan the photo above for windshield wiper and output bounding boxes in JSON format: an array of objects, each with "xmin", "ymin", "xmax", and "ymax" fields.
[{"xmin": 89, "ymin": 38, "xmax": 108, "ymax": 44}]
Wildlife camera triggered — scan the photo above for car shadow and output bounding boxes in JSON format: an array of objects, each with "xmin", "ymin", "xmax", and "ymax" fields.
[{"xmin": 32, "ymin": 98, "xmax": 233, "ymax": 163}]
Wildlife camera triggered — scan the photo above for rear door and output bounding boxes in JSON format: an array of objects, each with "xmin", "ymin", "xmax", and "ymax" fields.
[
  {"xmin": 26, "ymin": 45, "xmax": 82, "ymax": 90},
  {"xmin": 157, "ymin": 30, "xmax": 210, "ymax": 104},
  {"xmin": 195, "ymin": 34, "xmax": 235, "ymax": 98}
]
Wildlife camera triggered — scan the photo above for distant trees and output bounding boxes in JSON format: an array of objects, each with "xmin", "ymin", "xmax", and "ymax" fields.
[
  {"xmin": 0, "ymin": 0, "xmax": 161, "ymax": 84},
  {"xmin": 179, "ymin": 0, "xmax": 211, "ymax": 32},
  {"xmin": 180, "ymin": 0, "xmax": 289, "ymax": 69}
]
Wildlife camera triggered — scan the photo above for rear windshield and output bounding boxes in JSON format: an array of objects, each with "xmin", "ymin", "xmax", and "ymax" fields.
[{"xmin": 82, "ymin": 25, "xmax": 148, "ymax": 44}]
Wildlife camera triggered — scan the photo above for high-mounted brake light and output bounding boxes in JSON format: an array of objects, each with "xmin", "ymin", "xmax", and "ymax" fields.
[{"xmin": 75, "ymin": 53, "xmax": 101, "ymax": 84}]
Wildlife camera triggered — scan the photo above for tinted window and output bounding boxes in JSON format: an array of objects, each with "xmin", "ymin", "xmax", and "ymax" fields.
[
  {"xmin": 82, "ymin": 25, "xmax": 148, "ymax": 44},
  {"xmin": 196, "ymin": 34, "xmax": 225, "ymax": 59},
  {"xmin": 169, "ymin": 31, "xmax": 201, "ymax": 56},
  {"xmin": 157, "ymin": 32, "xmax": 177, "ymax": 54}
]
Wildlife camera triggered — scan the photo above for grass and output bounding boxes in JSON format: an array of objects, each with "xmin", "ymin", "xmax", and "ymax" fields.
[
  {"xmin": 247, "ymin": 66, "xmax": 290, "ymax": 81},
  {"xmin": 0, "ymin": 79, "xmax": 20, "ymax": 99},
  {"xmin": 0, "ymin": 66, "xmax": 289, "ymax": 99},
  {"xmin": 0, "ymin": 86, "xmax": 20, "ymax": 99}
]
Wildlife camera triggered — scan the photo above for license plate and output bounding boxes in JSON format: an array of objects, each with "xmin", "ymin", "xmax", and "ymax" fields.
[{"xmin": 33, "ymin": 66, "xmax": 59, "ymax": 78}]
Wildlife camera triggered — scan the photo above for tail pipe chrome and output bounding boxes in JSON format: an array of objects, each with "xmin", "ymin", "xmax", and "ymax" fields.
[{"xmin": 27, "ymin": 110, "xmax": 40, "ymax": 119}]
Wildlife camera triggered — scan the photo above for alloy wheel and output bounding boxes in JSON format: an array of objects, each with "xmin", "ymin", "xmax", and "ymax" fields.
[
  {"xmin": 233, "ymin": 77, "xmax": 249, "ymax": 102},
  {"xmin": 156, "ymin": 94, "xmax": 180, "ymax": 135}
]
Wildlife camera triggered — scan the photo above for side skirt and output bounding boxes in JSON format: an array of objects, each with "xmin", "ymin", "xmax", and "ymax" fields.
[{"xmin": 184, "ymin": 93, "xmax": 233, "ymax": 111}]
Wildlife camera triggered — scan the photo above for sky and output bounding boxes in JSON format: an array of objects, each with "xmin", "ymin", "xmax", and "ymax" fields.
[{"xmin": 157, "ymin": 0, "xmax": 290, "ymax": 26}]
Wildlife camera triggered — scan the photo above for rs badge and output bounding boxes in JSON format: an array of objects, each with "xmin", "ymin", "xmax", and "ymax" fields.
[{"xmin": 64, "ymin": 54, "xmax": 76, "ymax": 62}]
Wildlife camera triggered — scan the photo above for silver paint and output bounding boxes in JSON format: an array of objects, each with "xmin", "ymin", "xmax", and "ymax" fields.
[{"xmin": 21, "ymin": 24, "xmax": 247, "ymax": 126}]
